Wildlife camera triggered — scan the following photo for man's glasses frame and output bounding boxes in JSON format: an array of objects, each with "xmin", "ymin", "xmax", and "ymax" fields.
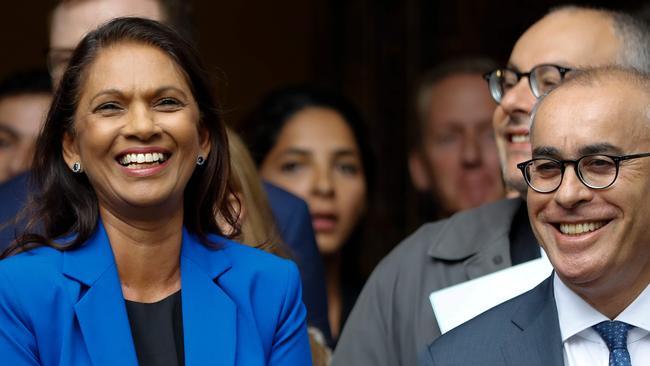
[
  {"xmin": 483, "ymin": 64, "xmax": 572, "ymax": 104},
  {"xmin": 517, "ymin": 153, "xmax": 650, "ymax": 193}
]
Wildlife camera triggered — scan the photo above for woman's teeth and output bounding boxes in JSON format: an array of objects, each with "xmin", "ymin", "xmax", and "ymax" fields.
[
  {"xmin": 559, "ymin": 222, "xmax": 605, "ymax": 235},
  {"xmin": 119, "ymin": 152, "xmax": 167, "ymax": 167}
]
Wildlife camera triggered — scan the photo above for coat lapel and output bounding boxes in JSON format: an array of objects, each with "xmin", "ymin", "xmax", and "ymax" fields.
[
  {"xmin": 62, "ymin": 224, "xmax": 138, "ymax": 366},
  {"xmin": 501, "ymin": 276, "xmax": 564, "ymax": 366},
  {"xmin": 180, "ymin": 230, "xmax": 236, "ymax": 365}
]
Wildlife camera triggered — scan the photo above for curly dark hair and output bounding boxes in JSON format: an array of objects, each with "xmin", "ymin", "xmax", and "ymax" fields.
[{"xmin": 2, "ymin": 17, "xmax": 237, "ymax": 257}]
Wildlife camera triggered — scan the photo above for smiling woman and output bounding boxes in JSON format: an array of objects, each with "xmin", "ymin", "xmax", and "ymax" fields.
[{"xmin": 0, "ymin": 18, "xmax": 311, "ymax": 365}]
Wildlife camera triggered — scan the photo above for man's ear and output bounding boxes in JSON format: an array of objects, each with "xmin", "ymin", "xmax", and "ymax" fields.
[
  {"xmin": 62, "ymin": 131, "xmax": 80, "ymax": 169},
  {"xmin": 408, "ymin": 150, "xmax": 430, "ymax": 191}
]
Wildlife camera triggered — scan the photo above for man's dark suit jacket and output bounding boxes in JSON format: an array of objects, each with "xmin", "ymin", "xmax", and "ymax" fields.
[
  {"xmin": 0, "ymin": 175, "xmax": 331, "ymax": 341},
  {"xmin": 420, "ymin": 275, "xmax": 564, "ymax": 366}
]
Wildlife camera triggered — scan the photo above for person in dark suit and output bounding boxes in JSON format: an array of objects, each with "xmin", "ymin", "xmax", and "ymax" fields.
[
  {"xmin": 422, "ymin": 67, "xmax": 650, "ymax": 366},
  {"xmin": 0, "ymin": 18, "xmax": 311, "ymax": 365}
]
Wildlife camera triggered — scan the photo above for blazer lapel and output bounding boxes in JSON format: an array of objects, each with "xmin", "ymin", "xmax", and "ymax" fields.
[
  {"xmin": 62, "ymin": 224, "xmax": 138, "ymax": 366},
  {"xmin": 180, "ymin": 231, "xmax": 236, "ymax": 365},
  {"xmin": 501, "ymin": 276, "xmax": 564, "ymax": 366}
]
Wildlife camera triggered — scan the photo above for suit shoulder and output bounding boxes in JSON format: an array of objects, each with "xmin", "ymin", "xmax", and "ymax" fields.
[
  {"xmin": 428, "ymin": 278, "xmax": 552, "ymax": 361},
  {"xmin": 0, "ymin": 245, "xmax": 63, "ymax": 277}
]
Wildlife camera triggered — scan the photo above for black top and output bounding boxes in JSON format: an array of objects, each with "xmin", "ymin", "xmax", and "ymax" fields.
[
  {"xmin": 125, "ymin": 290, "xmax": 185, "ymax": 366},
  {"xmin": 508, "ymin": 202, "xmax": 541, "ymax": 265}
]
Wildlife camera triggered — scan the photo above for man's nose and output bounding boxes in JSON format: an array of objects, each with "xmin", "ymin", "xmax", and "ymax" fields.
[
  {"xmin": 553, "ymin": 166, "xmax": 594, "ymax": 209},
  {"xmin": 499, "ymin": 77, "xmax": 537, "ymax": 116}
]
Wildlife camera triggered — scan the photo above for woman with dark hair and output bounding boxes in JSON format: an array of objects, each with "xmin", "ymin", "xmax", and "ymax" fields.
[
  {"xmin": 239, "ymin": 87, "xmax": 373, "ymax": 343},
  {"xmin": 0, "ymin": 18, "xmax": 310, "ymax": 365}
]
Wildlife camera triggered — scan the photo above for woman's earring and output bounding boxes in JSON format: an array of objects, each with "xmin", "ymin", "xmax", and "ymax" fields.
[
  {"xmin": 72, "ymin": 162, "xmax": 82, "ymax": 173},
  {"xmin": 196, "ymin": 155, "xmax": 206, "ymax": 166}
]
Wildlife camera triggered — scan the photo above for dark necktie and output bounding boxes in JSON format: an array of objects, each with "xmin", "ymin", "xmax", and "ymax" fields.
[{"xmin": 593, "ymin": 320, "xmax": 633, "ymax": 366}]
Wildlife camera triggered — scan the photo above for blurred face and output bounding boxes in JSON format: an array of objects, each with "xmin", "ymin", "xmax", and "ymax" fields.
[
  {"xmin": 49, "ymin": 0, "xmax": 164, "ymax": 86},
  {"xmin": 260, "ymin": 107, "xmax": 367, "ymax": 255},
  {"xmin": 410, "ymin": 74, "xmax": 502, "ymax": 214},
  {"xmin": 528, "ymin": 81, "xmax": 650, "ymax": 297},
  {"xmin": 63, "ymin": 42, "xmax": 210, "ymax": 217},
  {"xmin": 0, "ymin": 94, "xmax": 51, "ymax": 183},
  {"xmin": 494, "ymin": 9, "xmax": 620, "ymax": 196}
]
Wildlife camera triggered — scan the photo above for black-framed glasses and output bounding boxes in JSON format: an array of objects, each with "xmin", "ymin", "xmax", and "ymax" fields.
[
  {"xmin": 483, "ymin": 64, "xmax": 573, "ymax": 104},
  {"xmin": 517, "ymin": 153, "xmax": 650, "ymax": 193}
]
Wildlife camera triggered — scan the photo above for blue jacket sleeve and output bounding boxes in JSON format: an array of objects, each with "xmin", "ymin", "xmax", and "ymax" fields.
[{"xmin": 269, "ymin": 260, "xmax": 312, "ymax": 365}]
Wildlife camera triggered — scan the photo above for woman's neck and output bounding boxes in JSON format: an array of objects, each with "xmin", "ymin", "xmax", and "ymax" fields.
[
  {"xmin": 100, "ymin": 205, "xmax": 184, "ymax": 303},
  {"xmin": 325, "ymin": 252, "xmax": 343, "ymax": 339}
]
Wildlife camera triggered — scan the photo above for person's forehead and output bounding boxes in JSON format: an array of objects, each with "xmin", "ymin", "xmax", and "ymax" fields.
[
  {"xmin": 50, "ymin": 0, "xmax": 164, "ymax": 49},
  {"xmin": 427, "ymin": 74, "xmax": 494, "ymax": 125},
  {"xmin": 508, "ymin": 10, "xmax": 619, "ymax": 72},
  {"xmin": 533, "ymin": 81, "xmax": 649, "ymax": 150}
]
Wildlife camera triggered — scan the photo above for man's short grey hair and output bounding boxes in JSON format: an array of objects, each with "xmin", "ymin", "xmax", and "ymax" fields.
[
  {"xmin": 550, "ymin": 5, "xmax": 650, "ymax": 73},
  {"xmin": 412, "ymin": 57, "xmax": 497, "ymax": 148}
]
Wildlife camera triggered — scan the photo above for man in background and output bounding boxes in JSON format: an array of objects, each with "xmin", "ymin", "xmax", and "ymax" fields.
[
  {"xmin": 408, "ymin": 58, "xmax": 504, "ymax": 223},
  {"xmin": 332, "ymin": 6, "xmax": 650, "ymax": 366},
  {"xmin": 47, "ymin": 0, "xmax": 191, "ymax": 87}
]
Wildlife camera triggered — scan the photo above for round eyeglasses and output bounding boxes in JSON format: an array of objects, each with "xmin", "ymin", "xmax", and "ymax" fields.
[
  {"xmin": 517, "ymin": 153, "xmax": 650, "ymax": 193},
  {"xmin": 483, "ymin": 64, "xmax": 572, "ymax": 104}
]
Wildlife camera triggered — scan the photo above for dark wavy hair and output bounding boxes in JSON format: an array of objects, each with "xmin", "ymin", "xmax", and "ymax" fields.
[{"xmin": 2, "ymin": 17, "xmax": 237, "ymax": 257}]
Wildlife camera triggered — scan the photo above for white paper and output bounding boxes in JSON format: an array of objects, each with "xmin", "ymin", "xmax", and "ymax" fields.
[{"xmin": 430, "ymin": 254, "xmax": 553, "ymax": 334}]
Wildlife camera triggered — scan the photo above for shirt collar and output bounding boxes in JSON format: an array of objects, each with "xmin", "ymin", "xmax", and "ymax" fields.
[{"xmin": 554, "ymin": 274, "xmax": 650, "ymax": 343}]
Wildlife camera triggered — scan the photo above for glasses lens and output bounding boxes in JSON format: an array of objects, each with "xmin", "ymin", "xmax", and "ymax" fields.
[
  {"xmin": 487, "ymin": 69, "xmax": 518, "ymax": 104},
  {"xmin": 530, "ymin": 65, "xmax": 563, "ymax": 98},
  {"xmin": 578, "ymin": 155, "xmax": 617, "ymax": 188},
  {"xmin": 527, "ymin": 159, "xmax": 562, "ymax": 192}
]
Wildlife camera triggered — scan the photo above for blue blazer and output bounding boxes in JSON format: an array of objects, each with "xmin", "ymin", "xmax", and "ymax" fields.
[
  {"xmin": 0, "ymin": 223, "xmax": 312, "ymax": 366},
  {"xmin": 420, "ymin": 275, "xmax": 564, "ymax": 366}
]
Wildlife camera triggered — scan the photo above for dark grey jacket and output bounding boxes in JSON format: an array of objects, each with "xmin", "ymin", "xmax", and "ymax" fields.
[
  {"xmin": 331, "ymin": 198, "xmax": 527, "ymax": 366},
  {"xmin": 420, "ymin": 276, "xmax": 563, "ymax": 366}
]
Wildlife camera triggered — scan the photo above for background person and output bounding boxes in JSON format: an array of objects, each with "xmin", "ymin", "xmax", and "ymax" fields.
[
  {"xmin": 408, "ymin": 57, "xmax": 503, "ymax": 224},
  {"xmin": 240, "ymin": 86, "xmax": 374, "ymax": 342},
  {"xmin": 0, "ymin": 18, "xmax": 311, "ymax": 365}
]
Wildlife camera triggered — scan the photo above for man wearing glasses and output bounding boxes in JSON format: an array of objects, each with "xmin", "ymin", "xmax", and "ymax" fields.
[
  {"xmin": 332, "ymin": 7, "xmax": 650, "ymax": 366},
  {"xmin": 423, "ymin": 66, "xmax": 650, "ymax": 366}
]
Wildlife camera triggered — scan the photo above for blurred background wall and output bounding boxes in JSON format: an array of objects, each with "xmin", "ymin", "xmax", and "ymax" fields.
[{"xmin": 2, "ymin": 0, "xmax": 647, "ymax": 274}]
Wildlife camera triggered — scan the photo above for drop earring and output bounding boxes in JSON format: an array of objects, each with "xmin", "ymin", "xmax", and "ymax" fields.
[
  {"xmin": 196, "ymin": 155, "xmax": 205, "ymax": 166},
  {"xmin": 72, "ymin": 162, "xmax": 82, "ymax": 173}
]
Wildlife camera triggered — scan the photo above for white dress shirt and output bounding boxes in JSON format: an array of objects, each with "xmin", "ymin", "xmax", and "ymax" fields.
[{"xmin": 554, "ymin": 274, "xmax": 650, "ymax": 366}]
